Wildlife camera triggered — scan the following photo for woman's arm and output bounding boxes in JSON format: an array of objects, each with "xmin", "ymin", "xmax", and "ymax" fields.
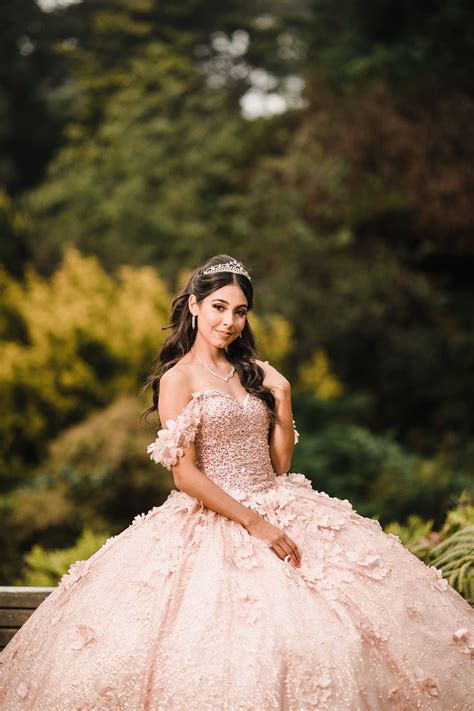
[
  {"xmin": 158, "ymin": 367, "xmax": 262, "ymax": 531},
  {"xmin": 256, "ymin": 359, "xmax": 295, "ymax": 475},
  {"xmin": 156, "ymin": 365, "xmax": 301, "ymax": 567}
]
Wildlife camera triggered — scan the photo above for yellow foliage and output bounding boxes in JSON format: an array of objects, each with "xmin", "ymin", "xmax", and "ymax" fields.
[
  {"xmin": 0, "ymin": 187, "xmax": 26, "ymax": 234},
  {"xmin": 18, "ymin": 248, "xmax": 170, "ymax": 379},
  {"xmin": 251, "ymin": 313, "xmax": 293, "ymax": 370},
  {"xmin": 0, "ymin": 247, "xmax": 171, "ymax": 413},
  {"xmin": 0, "ymin": 248, "xmax": 173, "ymax": 480},
  {"xmin": 17, "ymin": 528, "xmax": 109, "ymax": 587},
  {"xmin": 296, "ymin": 349, "xmax": 344, "ymax": 399}
]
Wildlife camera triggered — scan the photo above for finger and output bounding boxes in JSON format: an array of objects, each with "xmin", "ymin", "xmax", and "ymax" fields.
[
  {"xmin": 286, "ymin": 537, "xmax": 301, "ymax": 563},
  {"xmin": 277, "ymin": 540, "xmax": 299, "ymax": 567},
  {"xmin": 266, "ymin": 541, "xmax": 280, "ymax": 559},
  {"xmin": 272, "ymin": 542, "xmax": 289, "ymax": 562},
  {"xmin": 283, "ymin": 535, "xmax": 301, "ymax": 564}
]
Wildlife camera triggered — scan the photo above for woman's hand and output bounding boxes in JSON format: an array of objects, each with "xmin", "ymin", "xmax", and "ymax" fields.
[
  {"xmin": 246, "ymin": 516, "xmax": 301, "ymax": 567},
  {"xmin": 257, "ymin": 360, "xmax": 291, "ymax": 402}
]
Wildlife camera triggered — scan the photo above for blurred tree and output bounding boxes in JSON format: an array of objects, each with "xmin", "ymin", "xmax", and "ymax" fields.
[
  {"xmin": 0, "ymin": 248, "xmax": 170, "ymax": 489},
  {"xmin": 21, "ymin": 32, "xmax": 474, "ymax": 450},
  {"xmin": 0, "ymin": 0, "xmax": 67, "ymax": 194},
  {"xmin": 0, "ymin": 188, "xmax": 29, "ymax": 277},
  {"xmin": 25, "ymin": 42, "xmax": 254, "ymax": 276},
  {"xmin": 292, "ymin": 405, "xmax": 473, "ymax": 525},
  {"xmin": 307, "ymin": 0, "xmax": 474, "ymax": 90},
  {"xmin": 296, "ymin": 349, "xmax": 344, "ymax": 400},
  {"xmin": 16, "ymin": 528, "xmax": 109, "ymax": 587}
]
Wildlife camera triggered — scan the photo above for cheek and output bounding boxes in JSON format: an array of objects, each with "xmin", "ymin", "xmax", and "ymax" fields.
[{"xmin": 203, "ymin": 308, "xmax": 220, "ymax": 324}]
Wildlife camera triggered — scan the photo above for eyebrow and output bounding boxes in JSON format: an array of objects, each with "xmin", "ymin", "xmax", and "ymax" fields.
[{"xmin": 212, "ymin": 298, "xmax": 248, "ymax": 309}]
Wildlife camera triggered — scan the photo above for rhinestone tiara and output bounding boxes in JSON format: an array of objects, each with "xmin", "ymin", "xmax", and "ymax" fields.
[{"xmin": 199, "ymin": 259, "xmax": 251, "ymax": 281}]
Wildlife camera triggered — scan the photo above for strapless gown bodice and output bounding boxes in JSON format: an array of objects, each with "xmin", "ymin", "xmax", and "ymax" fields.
[{"xmin": 192, "ymin": 390, "xmax": 278, "ymax": 495}]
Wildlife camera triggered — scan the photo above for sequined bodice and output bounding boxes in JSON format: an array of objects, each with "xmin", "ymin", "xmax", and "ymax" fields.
[{"xmin": 193, "ymin": 390, "xmax": 277, "ymax": 495}]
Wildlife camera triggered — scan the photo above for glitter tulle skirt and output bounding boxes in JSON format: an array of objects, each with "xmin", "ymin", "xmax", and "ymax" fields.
[{"xmin": 0, "ymin": 471, "xmax": 473, "ymax": 710}]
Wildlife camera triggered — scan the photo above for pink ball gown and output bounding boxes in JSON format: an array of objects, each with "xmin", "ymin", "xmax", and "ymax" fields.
[{"xmin": 0, "ymin": 389, "xmax": 473, "ymax": 710}]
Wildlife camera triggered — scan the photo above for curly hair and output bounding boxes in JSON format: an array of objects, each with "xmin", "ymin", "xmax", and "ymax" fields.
[{"xmin": 141, "ymin": 254, "xmax": 276, "ymax": 427}]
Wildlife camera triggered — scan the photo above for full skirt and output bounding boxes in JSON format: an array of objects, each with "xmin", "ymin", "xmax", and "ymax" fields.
[{"xmin": 1, "ymin": 472, "xmax": 473, "ymax": 710}]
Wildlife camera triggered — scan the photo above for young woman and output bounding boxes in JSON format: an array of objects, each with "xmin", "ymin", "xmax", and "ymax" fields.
[{"xmin": 0, "ymin": 254, "xmax": 473, "ymax": 710}]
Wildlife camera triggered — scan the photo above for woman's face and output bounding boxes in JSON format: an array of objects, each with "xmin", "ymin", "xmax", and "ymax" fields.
[{"xmin": 192, "ymin": 284, "xmax": 249, "ymax": 348}]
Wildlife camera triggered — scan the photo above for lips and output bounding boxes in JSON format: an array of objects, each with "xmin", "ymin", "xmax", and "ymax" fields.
[{"xmin": 216, "ymin": 330, "xmax": 232, "ymax": 337}]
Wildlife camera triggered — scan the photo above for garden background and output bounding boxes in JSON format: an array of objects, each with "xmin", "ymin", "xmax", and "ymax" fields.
[{"xmin": 1, "ymin": 0, "xmax": 473, "ymax": 602}]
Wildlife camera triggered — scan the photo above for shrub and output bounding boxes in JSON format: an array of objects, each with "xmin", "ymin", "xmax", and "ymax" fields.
[{"xmin": 385, "ymin": 491, "xmax": 474, "ymax": 605}]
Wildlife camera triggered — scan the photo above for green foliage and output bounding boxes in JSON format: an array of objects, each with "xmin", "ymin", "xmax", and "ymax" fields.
[
  {"xmin": 0, "ymin": 188, "xmax": 29, "ymax": 278},
  {"xmin": 292, "ymin": 399, "xmax": 474, "ymax": 525},
  {"xmin": 0, "ymin": 1, "xmax": 67, "ymax": 194},
  {"xmin": 307, "ymin": 0, "xmax": 474, "ymax": 88},
  {"xmin": 33, "ymin": 394, "xmax": 177, "ymax": 530},
  {"xmin": 26, "ymin": 40, "xmax": 256, "ymax": 275},
  {"xmin": 384, "ymin": 515, "xmax": 434, "ymax": 547},
  {"xmin": 0, "ymin": 394, "xmax": 173, "ymax": 583},
  {"xmin": 9, "ymin": 0, "xmax": 473, "ymax": 456},
  {"xmin": 385, "ymin": 492, "xmax": 474, "ymax": 605},
  {"xmin": 16, "ymin": 528, "xmax": 109, "ymax": 587},
  {"xmin": 429, "ymin": 528, "xmax": 474, "ymax": 603}
]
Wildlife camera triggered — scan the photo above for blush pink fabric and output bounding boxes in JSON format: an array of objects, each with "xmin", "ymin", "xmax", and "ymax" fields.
[{"xmin": 0, "ymin": 390, "xmax": 473, "ymax": 710}]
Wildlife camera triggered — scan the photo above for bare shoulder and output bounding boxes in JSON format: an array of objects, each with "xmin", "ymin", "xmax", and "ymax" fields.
[
  {"xmin": 159, "ymin": 363, "xmax": 189, "ymax": 390},
  {"xmin": 158, "ymin": 364, "xmax": 194, "ymax": 421}
]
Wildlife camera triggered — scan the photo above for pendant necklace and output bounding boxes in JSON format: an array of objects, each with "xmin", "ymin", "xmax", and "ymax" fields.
[{"xmin": 191, "ymin": 347, "xmax": 235, "ymax": 382}]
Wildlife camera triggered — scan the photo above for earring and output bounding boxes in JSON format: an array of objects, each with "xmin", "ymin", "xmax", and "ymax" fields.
[
  {"xmin": 239, "ymin": 332, "xmax": 243, "ymax": 338},
  {"xmin": 192, "ymin": 314, "xmax": 196, "ymax": 329}
]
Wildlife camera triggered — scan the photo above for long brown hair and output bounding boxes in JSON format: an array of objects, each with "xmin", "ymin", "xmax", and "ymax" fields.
[{"xmin": 141, "ymin": 254, "xmax": 277, "ymax": 426}]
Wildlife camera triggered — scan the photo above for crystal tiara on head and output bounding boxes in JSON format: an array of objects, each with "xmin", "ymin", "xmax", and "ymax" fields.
[{"xmin": 199, "ymin": 259, "xmax": 251, "ymax": 281}]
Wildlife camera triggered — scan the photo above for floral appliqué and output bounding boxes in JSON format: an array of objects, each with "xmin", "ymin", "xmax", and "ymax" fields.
[
  {"xmin": 59, "ymin": 558, "xmax": 93, "ymax": 590},
  {"xmin": 16, "ymin": 681, "xmax": 29, "ymax": 700},
  {"xmin": 427, "ymin": 565, "xmax": 450, "ymax": 592},
  {"xmin": 292, "ymin": 418, "xmax": 300, "ymax": 444},
  {"xmin": 235, "ymin": 589, "xmax": 265, "ymax": 624},
  {"xmin": 286, "ymin": 652, "xmax": 333, "ymax": 708},
  {"xmin": 227, "ymin": 524, "xmax": 260, "ymax": 570},
  {"xmin": 413, "ymin": 666, "xmax": 439, "ymax": 697},
  {"xmin": 70, "ymin": 623, "xmax": 97, "ymax": 651},
  {"xmin": 345, "ymin": 548, "xmax": 388, "ymax": 580},
  {"xmin": 452, "ymin": 628, "xmax": 474, "ymax": 657},
  {"xmin": 147, "ymin": 392, "xmax": 203, "ymax": 470}
]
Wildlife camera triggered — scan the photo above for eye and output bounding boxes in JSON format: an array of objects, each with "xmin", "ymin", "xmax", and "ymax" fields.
[{"xmin": 213, "ymin": 304, "xmax": 225, "ymax": 311}]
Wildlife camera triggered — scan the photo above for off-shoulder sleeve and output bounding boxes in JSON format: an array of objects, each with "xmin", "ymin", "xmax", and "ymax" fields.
[
  {"xmin": 147, "ymin": 392, "xmax": 203, "ymax": 470},
  {"xmin": 293, "ymin": 418, "xmax": 300, "ymax": 444}
]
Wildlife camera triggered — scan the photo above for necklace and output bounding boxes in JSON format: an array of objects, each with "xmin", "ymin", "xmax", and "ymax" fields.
[{"xmin": 191, "ymin": 348, "xmax": 235, "ymax": 382}]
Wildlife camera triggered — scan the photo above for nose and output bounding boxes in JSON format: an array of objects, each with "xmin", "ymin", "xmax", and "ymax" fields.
[{"xmin": 221, "ymin": 311, "xmax": 232, "ymax": 328}]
